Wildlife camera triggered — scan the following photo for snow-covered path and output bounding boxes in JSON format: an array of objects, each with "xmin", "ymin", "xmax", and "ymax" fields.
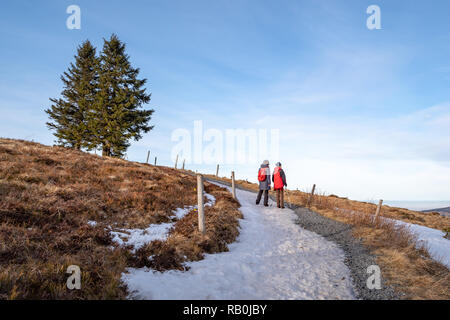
[{"xmin": 122, "ymin": 185, "xmax": 356, "ymax": 300}]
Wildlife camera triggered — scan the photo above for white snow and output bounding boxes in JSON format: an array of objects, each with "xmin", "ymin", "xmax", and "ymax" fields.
[
  {"xmin": 110, "ymin": 223, "xmax": 174, "ymax": 251},
  {"xmin": 171, "ymin": 206, "xmax": 195, "ymax": 220},
  {"xmin": 87, "ymin": 220, "xmax": 97, "ymax": 227},
  {"xmin": 109, "ymin": 193, "xmax": 216, "ymax": 252},
  {"xmin": 205, "ymin": 193, "xmax": 216, "ymax": 207},
  {"xmin": 122, "ymin": 184, "xmax": 355, "ymax": 300},
  {"xmin": 393, "ymin": 220, "xmax": 450, "ymax": 269}
]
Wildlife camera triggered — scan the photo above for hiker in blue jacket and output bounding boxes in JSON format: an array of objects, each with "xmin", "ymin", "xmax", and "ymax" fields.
[{"xmin": 256, "ymin": 160, "xmax": 270, "ymax": 206}]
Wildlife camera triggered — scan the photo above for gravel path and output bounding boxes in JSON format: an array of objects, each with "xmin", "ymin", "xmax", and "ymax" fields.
[
  {"xmin": 205, "ymin": 177, "xmax": 403, "ymax": 300},
  {"xmin": 288, "ymin": 204, "xmax": 401, "ymax": 300}
]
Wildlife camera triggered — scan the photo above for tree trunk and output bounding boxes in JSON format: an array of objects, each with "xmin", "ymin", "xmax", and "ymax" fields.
[{"xmin": 102, "ymin": 145, "xmax": 110, "ymax": 157}]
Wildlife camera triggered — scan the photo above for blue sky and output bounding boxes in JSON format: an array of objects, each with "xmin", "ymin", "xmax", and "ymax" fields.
[{"xmin": 1, "ymin": 0, "xmax": 449, "ymax": 201}]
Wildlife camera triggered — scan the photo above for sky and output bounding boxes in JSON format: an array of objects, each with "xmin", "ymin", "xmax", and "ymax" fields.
[{"xmin": 0, "ymin": 0, "xmax": 449, "ymax": 202}]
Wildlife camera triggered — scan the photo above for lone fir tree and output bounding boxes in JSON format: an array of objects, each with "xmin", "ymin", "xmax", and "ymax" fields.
[
  {"xmin": 45, "ymin": 40, "xmax": 99, "ymax": 150},
  {"xmin": 89, "ymin": 34, "xmax": 154, "ymax": 157}
]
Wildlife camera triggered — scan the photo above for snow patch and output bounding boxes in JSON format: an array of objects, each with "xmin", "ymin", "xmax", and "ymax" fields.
[
  {"xmin": 110, "ymin": 223, "xmax": 173, "ymax": 251},
  {"xmin": 394, "ymin": 220, "xmax": 450, "ymax": 269},
  {"xmin": 171, "ymin": 206, "xmax": 195, "ymax": 220},
  {"xmin": 205, "ymin": 193, "xmax": 216, "ymax": 207},
  {"xmin": 87, "ymin": 220, "xmax": 97, "ymax": 227}
]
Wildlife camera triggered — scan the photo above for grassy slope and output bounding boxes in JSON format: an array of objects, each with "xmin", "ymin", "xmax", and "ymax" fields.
[
  {"xmin": 206, "ymin": 174, "xmax": 450, "ymax": 299},
  {"xmin": 0, "ymin": 138, "xmax": 241, "ymax": 299}
]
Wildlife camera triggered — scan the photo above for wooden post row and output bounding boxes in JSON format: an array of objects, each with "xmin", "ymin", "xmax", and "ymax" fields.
[
  {"xmin": 146, "ymin": 150, "xmax": 150, "ymax": 164},
  {"xmin": 154, "ymin": 157, "xmax": 157, "ymax": 166},
  {"xmin": 231, "ymin": 171, "xmax": 236, "ymax": 199},
  {"xmin": 197, "ymin": 174, "xmax": 205, "ymax": 234},
  {"xmin": 216, "ymin": 164, "xmax": 219, "ymax": 177},
  {"xmin": 174, "ymin": 154, "xmax": 178, "ymax": 169},
  {"xmin": 182, "ymin": 159, "xmax": 185, "ymax": 170}
]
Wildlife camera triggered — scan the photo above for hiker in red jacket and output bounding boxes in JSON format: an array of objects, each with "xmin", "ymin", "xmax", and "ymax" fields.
[
  {"xmin": 256, "ymin": 160, "xmax": 270, "ymax": 206},
  {"xmin": 272, "ymin": 162, "xmax": 287, "ymax": 208}
]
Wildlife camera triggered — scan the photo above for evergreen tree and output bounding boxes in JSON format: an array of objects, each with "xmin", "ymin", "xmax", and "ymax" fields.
[
  {"xmin": 45, "ymin": 40, "xmax": 99, "ymax": 149},
  {"xmin": 88, "ymin": 34, "xmax": 154, "ymax": 157}
]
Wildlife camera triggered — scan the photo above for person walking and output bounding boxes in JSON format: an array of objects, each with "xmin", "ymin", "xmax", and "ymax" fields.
[
  {"xmin": 272, "ymin": 162, "xmax": 287, "ymax": 208},
  {"xmin": 256, "ymin": 160, "xmax": 271, "ymax": 206}
]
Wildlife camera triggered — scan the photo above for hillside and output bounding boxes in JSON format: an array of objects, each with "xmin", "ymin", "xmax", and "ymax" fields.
[
  {"xmin": 423, "ymin": 207, "xmax": 450, "ymax": 218},
  {"xmin": 0, "ymin": 138, "xmax": 241, "ymax": 299},
  {"xmin": 427, "ymin": 207, "xmax": 450, "ymax": 213}
]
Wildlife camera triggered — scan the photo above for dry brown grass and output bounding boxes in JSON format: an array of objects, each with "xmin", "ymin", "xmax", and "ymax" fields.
[
  {"xmin": 331, "ymin": 210, "xmax": 450, "ymax": 299},
  {"xmin": 210, "ymin": 174, "xmax": 450, "ymax": 300},
  {"xmin": 0, "ymin": 138, "xmax": 241, "ymax": 299},
  {"xmin": 285, "ymin": 189, "xmax": 450, "ymax": 231}
]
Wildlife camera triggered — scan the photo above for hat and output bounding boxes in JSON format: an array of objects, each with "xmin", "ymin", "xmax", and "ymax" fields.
[
  {"xmin": 276, "ymin": 162, "xmax": 282, "ymax": 167},
  {"xmin": 262, "ymin": 160, "xmax": 269, "ymax": 165}
]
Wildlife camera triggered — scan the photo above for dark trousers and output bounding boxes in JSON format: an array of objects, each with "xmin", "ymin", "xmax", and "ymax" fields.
[
  {"xmin": 276, "ymin": 188, "xmax": 284, "ymax": 208},
  {"xmin": 256, "ymin": 190, "xmax": 269, "ymax": 206}
]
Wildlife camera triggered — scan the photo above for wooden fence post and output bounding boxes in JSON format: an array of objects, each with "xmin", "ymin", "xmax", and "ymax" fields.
[
  {"xmin": 174, "ymin": 154, "xmax": 178, "ymax": 169},
  {"xmin": 374, "ymin": 199, "xmax": 383, "ymax": 221},
  {"xmin": 216, "ymin": 164, "xmax": 219, "ymax": 177},
  {"xmin": 231, "ymin": 171, "xmax": 236, "ymax": 199},
  {"xmin": 307, "ymin": 184, "xmax": 316, "ymax": 208},
  {"xmin": 197, "ymin": 174, "xmax": 205, "ymax": 234},
  {"xmin": 154, "ymin": 157, "xmax": 157, "ymax": 166},
  {"xmin": 182, "ymin": 159, "xmax": 185, "ymax": 170},
  {"xmin": 146, "ymin": 150, "xmax": 150, "ymax": 164}
]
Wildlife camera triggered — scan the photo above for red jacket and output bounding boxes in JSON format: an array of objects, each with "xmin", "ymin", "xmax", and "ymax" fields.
[{"xmin": 272, "ymin": 166, "xmax": 287, "ymax": 190}]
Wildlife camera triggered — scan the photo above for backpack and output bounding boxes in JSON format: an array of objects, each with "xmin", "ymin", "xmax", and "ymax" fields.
[{"xmin": 258, "ymin": 168, "xmax": 267, "ymax": 182}]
